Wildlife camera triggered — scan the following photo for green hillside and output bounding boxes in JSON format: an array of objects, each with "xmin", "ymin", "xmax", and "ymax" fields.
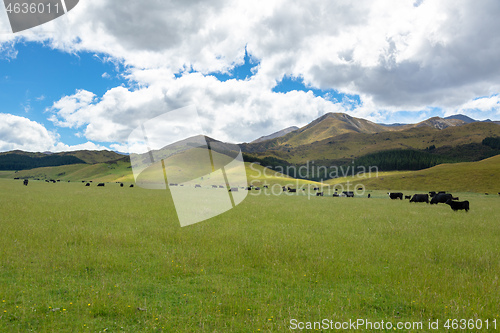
[
  {"xmin": 243, "ymin": 122, "xmax": 500, "ymax": 165},
  {"xmin": 328, "ymin": 154, "xmax": 500, "ymax": 193}
]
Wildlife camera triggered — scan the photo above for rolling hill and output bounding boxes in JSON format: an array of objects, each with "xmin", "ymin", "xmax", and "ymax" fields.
[{"xmin": 327, "ymin": 154, "xmax": 500, "ymax": 193}]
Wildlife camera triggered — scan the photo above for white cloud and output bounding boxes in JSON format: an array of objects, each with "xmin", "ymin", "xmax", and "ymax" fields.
[
  {"xmin": 2, "ymin": 0, "xmax": 500, "ymax": 148},
  {"xmin": 0, "ymin": 113, "xmax": 57, "ymax": 151},
  {"xmin": 0, "ymin": 113, "xmax": 109, "ymax": 152}
]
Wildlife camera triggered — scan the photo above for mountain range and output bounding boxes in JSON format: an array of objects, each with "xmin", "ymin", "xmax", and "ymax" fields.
[{"xmin": 1, "ymin": 113, "xmax": 499, "ymax": 180}]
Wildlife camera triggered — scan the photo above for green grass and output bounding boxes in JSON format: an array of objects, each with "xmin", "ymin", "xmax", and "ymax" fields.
[{"xmin": 0, "ymin": 178, "xmax": 499, "ymax": 331}]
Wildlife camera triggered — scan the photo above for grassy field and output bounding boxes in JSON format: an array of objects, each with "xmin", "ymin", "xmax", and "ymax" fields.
[{"xmin": 0, "ymin": 178, "xmax": 499, "ymax": 332}]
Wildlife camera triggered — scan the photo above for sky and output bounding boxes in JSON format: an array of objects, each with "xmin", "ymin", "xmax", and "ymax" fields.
[{"xmin": 1, "ymin": 0, "xmax": 500, "ymax": 153}]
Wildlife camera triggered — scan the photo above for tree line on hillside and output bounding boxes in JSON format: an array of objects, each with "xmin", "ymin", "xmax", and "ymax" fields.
[
  {"xmin": 0, "ymin": 154, "xmax": 86, "ymax": 171},
  {"xmin": 351, "ymin": 149, "xmax": 458, "ymax": 172},
  {"xmin": 482, "ymin": 136, "xmax": 500, "ymax": 150}
]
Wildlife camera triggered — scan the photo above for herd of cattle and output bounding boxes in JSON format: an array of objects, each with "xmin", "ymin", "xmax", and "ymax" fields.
[
  {"xmin": 15, "ymin": 179, "xmax": 496, "ymax": 212},
  {"xmin": 388, "ymin": 191, "xmax": 470, "ymax": 211}
]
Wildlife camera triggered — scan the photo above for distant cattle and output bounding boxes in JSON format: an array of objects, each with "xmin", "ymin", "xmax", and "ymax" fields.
[
  {"xmin": 430, "ymin": 193, "xmax": 453, "ymax": 204},
  {"xmin": 229, "ymin": 187, "xmax": 238, "ymax": 192},
  {"xmin": 367, "ymin": 193, "xmax": 371, "ymax": 198},
  {"xmin": 57, "ymin": 180, "xmax": 61, "ymax": 182},
  {"xmin": 50, "ymin": 180, "xmax": 56, "ymax": 183},
  {"xmin": 282, "ymin": 186, "xmax": 287, "ymax": 191},
  {"xmin": 130, "ymin": 184, "xmax": 134, "ymax": 188},
  {"xmin": 219, "ymin": 185, "xmax": 224, "ymax": 189},
  {"xmin": 263, "ymin": 185, "xmax": 268, "ymax": 189},
  {"xmin": 246, "ymin": 187, "xmax": 252, "ymax": 190},
  {"xmin": 288, "ymin": 188, "xmax": 297, "ymax": 193},
  {"xmin": 316, "ymin": 192, "xmax": 323, "ymax": 196},
  {"xmin": 332, "ymin": 193, "xmax": 339, "ymax": 197},
  {"xmin": 254, "ymin": 187, "xmax": 260, "ymax": 190},
  {"xmin": 97, "ymin": 183, "xmax": 105, "ymax": 187},
  {"xmin": 45, "ymin": 180, "xmax": 49, "ymax": 183},
  {"xmin": 14, "ymin": 177, "xmax": 19, "ymax": 180},
  {"xmin": 85, "ymin": 183, "xmax": 90, "ymax": 186},
  {"xmin": 120, "ymin": 183, "xmax": 124, "ymax": 187},
  {"xmin": 195, "ymin": 184, "xmax": 201, "ymax": 188},
  {"xmin": 342, "ymin": 191, "xmax": 354, "ymax": 197},
  {"xmin": 313, "ymin": 187, "xmax": 319, "ymax": 191},
  {"xmin": 23, "ymin": 179, "xmax": 28, "ymax": 186},
  {"xmin": 404, "ymin": 195, "xmax": 411, "ymax": 200},
  {"xmin": 388, "ymin": 192, "xmax": 403, "ymax": 200},
  {"xmin": 212, "ymin": 185, "xmax": 218, "ymax": 188},
  {"xmin": 445, "ymin": 199, "xmax": 469, "ymax": 212},
  {"xmin": 357, "ymin": 187, "xmax": 363, "ymax": 191},
  {"xmin": 410, "ymin": 194, "xmax": 429, "ymax": 203}
]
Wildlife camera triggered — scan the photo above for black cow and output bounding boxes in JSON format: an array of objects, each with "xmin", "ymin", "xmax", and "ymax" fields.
[
  {"xmin": 254, "ymin": 187, "xmax": 260, "ymax": 190},
  {"xmin": 263, "ymin": 185, "xmax": 268, "ymax": 189},
  {"xmin": 332, "ymin": 193, "xmax": 339, "ymax": 197},
  {"xmin": 97, "ymin": 183, "xmax": 105, "ymax": 187},
  {"xmin": 452, "ymin": 196, "xmax": 459, "ymax": 200},
  {"xmin": 313, "ymin": 187, "xmax": 319, "ymax": 191},
  {"xmin": 388, "ymin": 192, "xmax": 403, "ymax": 200},
  {"xmin": 120, "ymin": 183, "xmax": 124, "ymax": 187},
  {"xmin": 85, "ymin": 183, "xmax": 90, "ymax": 186},
  {"xmin": 23, "ymin": 179, "xmax": 29, "ymax": 186},
  {"xmin": 410, "ymin": 194, "xmax": 429, "ymax": 203},
  {"xmin": 316, "ymin": 192, "xmax": 323, "ymax": 196},
  {"xmin": 129, "ymin": 184, "xmax": 134, "ymax": 187},
  {"xmin": 288, "ymin": 188, "xmax": 297, "ymax": 193},
  {"xmin": 367, "ymin": 193, "xmax": 371, "ymax": 198},
  {"xmin": 430, "ymin": 193, "xmax": 453, "ymax": 204},
  {"xmin": 445, "ymin": 199, "xmax": 469, "ymax": 212},
  {"xmin": 212, "ymin": 185, "xmax": 218, "ymax": 188},
  {"xmin": 342, "ymin": 191, "xmax": 354, "ymax": 197},
  {"xmin": 45, "ymin": 180, "xmax": 49, "ymax": 183},
  {"xmin": 246, "ymin": 187, "xmax": 252, "ymax": 190},
  {"xmin": 195, "ymin": 184, "xmax": 201, "ymax": 188},
  {"xmin": 404, "ymin": 195, "xmax": 411, "ymax": 200},
  {"xmin": 228, "ymin": 187, "xmax": 238, "ymax": 192}
]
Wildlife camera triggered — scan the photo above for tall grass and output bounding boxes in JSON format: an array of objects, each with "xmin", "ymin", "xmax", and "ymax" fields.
[{"xmin": 0, "ymin": 179, "xmax": 499, "ymax": 331}]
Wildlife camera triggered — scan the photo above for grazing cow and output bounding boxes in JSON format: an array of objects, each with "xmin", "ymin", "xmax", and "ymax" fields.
[
  {"xmin": 14, "ymin": 177, "xmax": 19, "ymax": 180},
  {"xmin": 263, "ymin": 185, "xmax": 268, "ymax": 189},
  {"xmin": 130, "ymin": 184, "xmax": 134, "ymax": 187},
  {"xmin": 313, "ymin": 187, "xmax": 319, "ymax": 191},
  {"xmin": 97, "ymin": 183, "xmax": 105, "ymax": 187},
  {"xmin": 342, "ymin": 191, "xmax": 354, "ymax": 197},
  {"xmin": 404, "ymin": 195, "xmax": 411, "ymax": 200},
  {"xmin": 45, "ymin": 180, "xmax": 49, "ymax": 183},
  {"xmin": 51, "ymin": 180, "xmax": 56, "ymax": 183},
  {"xmin": 332, "ymin": 193, "xmax": 339, "ymax": 197},
  {"xmin": 195, "ymin": 184, "xmax": 201, "ymax": 188},
  {"xmin": 120, "ymin": 183, "xmax": 124, "ymax": 187},
  {"xmin": 367, "ymin": 193, "xmax": 371, "ymax": 198},
  {"xmin": 57, "ymin": 180, "xmax": 60, "ymax": 182},
  {"xmin": 430, "ymin": 193, "xmax": 453, "ymax": 204},
  {"xmin": 485, "ymin": 193, "xmax": 489, "ymax": 195},
  {"xmin": 212, "ymin": 185, "xmax": 218, "ymax": 188},
  {"xmin": 410, "ymin": 194, "xmax": 429, "ymax": 203},
  {"xmin": 246, "ymin": 187, "xmax": 252, "ymax": 190},
  {"xmin": 229, "ymin": 187, "xmax": 238, "ymax": 192},
  {"xmin": 288, "ymin": 188, "xmax": 297, "ymax": 193},
  {"xmin": 357, "ymin": 187, "xmax": 363, "ymax": 191},
  {"xmin": 388, "ymin": 192, "xmax": 403, "ymax": 200},
  {"xmin": 282, "ymin": 186, "xmax": 287, "ymax": 191},
  {"xmin": 316, "ymin": 192, "xmax": 324, "ymax": 196},
  {"xmin": 23, "ymin": 179, "xmax": 29, "ymax": 186},
  {"xmin": 85, "ymin": 183, "xmax": 90, "ymax": 186},
  {"xmin": 445, "ymin": 199, "xmax": 469, "ymax": 212},
  {"xmin": 254, "ymin": 187, "xmax": 260, "ymax": 190}
]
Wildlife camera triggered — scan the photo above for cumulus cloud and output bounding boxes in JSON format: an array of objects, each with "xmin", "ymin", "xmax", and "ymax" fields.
[
  {"xmin": 0, "ymin": 113, "xmax": 108, "ymax": 152},
  {"xmin": 2, "ymin": 0, "xmax": 500, "ymax": 149},
  {"xmin": 48, "ymin": 73, "xmax": 350, "ymax": 150}
]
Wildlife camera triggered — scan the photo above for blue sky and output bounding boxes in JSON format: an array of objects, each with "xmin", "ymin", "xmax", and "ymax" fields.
[{"xmin": 1, "ymin": 0, "xmax": 500, "ymax": 152}]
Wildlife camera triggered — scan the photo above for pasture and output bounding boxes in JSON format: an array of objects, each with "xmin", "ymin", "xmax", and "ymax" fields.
[{"xmin": 0, "ymin": 178, "xmax": 499, "ymax": 331}]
